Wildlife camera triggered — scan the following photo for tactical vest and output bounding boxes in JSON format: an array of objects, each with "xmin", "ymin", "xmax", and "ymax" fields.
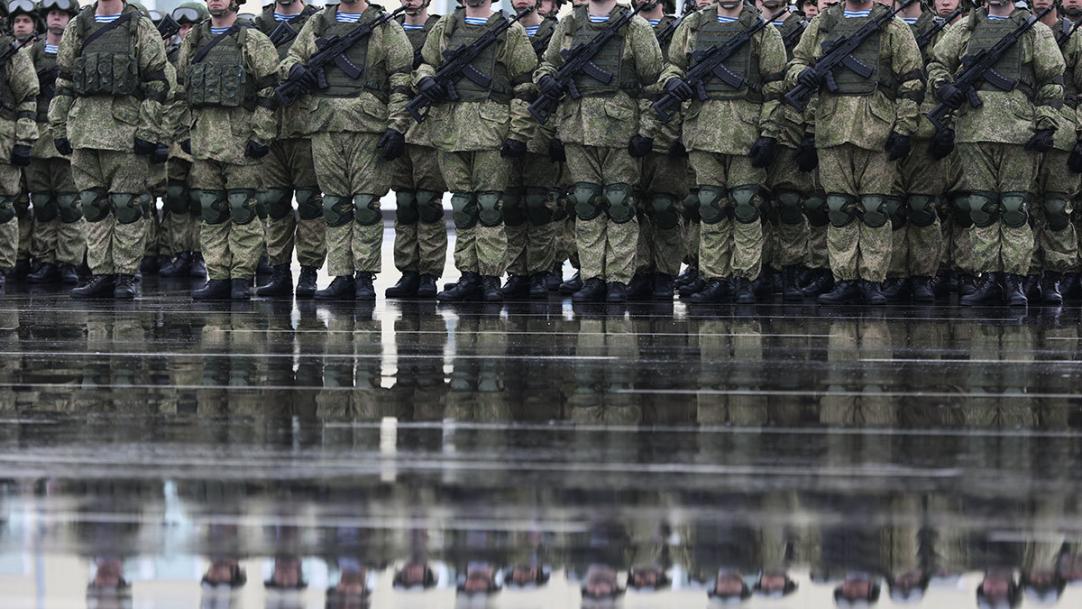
[
  {"xmin": 71, "ymin": 6, "xmax": 142, "ymax": 97},
  {"xmin": 531, "ymin": 15, "xmax": 557, "ymax": 59},
  {"xmin": 963, "ymin": 10, "xmax": 1037, "ymax": 99},
  {"xmin": 398, "ymin": 13, "xmax": 440, "ymax": 68},
  {"xmin": 654, "ymin": 14, "xmax": 677, "ymax": 56},
  {"xmin": 818, "ymin": 4, "xmax": 893, "ymax": 96},
  {"xmin": 32, "ymin": 41, "xmax": 57, "ymax": 122},
  {"xmin": 311, "ymin": 6, "xmax": 390, "ymax": 101},
  {"xmin": 258, "ymin": 4, "xmax": 319, "ymax": 59},
  {"xmin": 776, "ymin": 13, "xmax": 806, "ymax": 58},
  {"xmin": 690, "ymin": 9, "xmax": 762, "ymax": 101},
  {"xmin": 910, "ymin": 10, "xmax": 937, "ymax": 62},
  {"xmin": 186, "ymin": 24, "xmax": 253, "ymax": 109},
  {"xmin": 565, "ymin": 5, "xmax": 640, "ymax": 97},
  {"xmin": 442, "ymin": 10, "xmax": 511, "ymax": 103},
  {"xmin": 1064, "ymin": 19, "xmax": 1081, "ymax": 106}
]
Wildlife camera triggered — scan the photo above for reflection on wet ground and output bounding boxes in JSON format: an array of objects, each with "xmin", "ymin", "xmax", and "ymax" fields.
[{"xmin": 2, "ymin": 271, "xmax": 1082, "ymax": 608}]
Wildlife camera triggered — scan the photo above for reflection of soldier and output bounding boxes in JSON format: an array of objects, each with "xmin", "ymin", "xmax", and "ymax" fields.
[
  {"xmin": 446, "ymin": 305, "xmax": 511, "ymax": 421},
  {"xmin": 315, "ymin": 303, "xmax": 389, "ymax": 419},
  {"xmin": 568, "ymin": 311, "xmax": 641, "ymax": 424},
  {"xmin": 977, "ymin": 571, "xmax": 1022, "ymax": 609},
  {"xmin": 87, "ymin": 558, "xmax": 133, "ymax": 609}
]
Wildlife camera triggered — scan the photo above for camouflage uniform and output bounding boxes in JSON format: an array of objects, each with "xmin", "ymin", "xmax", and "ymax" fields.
[
  {"xmin": 51, "ymin": 3, "xmax": 169, "ymax": 294},
  {"xmin": 536, "ymin": 4, "xmax": 663, "ymax": 298},
  {"xmin": 175, "ymin": 21, "xmax": 279, "ymax": 286},
  {"xmin": 0, "ymin": 38, "xmax": 38, "ymax": 280},
  {"xmin": 26, "ymin": 37, "xmax": 84, "ymax": 276},
  {"xmin": 281, "ymin": 4, "xmax": 414, "ymax": 297},
  {"xmin": 660, "ymin": 5, "xmax": 787, "ymax": 302},
  {"xmin": 786, "ymin": 2, "xmax": 924, "ymax": 298},
  {"xmin": 928, "ymin": 7, "xmax": 1065, "ymax": 302},
  {"xmin": 160, "ymin": 35, "xmax": 201, "ymax": 272}
]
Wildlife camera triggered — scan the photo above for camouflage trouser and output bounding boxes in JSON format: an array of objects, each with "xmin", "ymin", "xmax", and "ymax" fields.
[
  {"xmin": 70, "ymin": 149, "xmax": 149, "ymax": 275},
  {"xmin": 889, "ymin": 140, "xmax": 945, "ymax": 279},
  {"xmin": 768, "ymin": 145, "xmax": 814, "ymax": 269},
  {"xmin": 437, "ymin": 148, "xmax": 508, "ymax": 277},
  {"xmin": 956, "ymin": 142, "xmax": 1037, "ymax": 275},
  {"xmin": 565, "ymin": 144, "xmax": 640, "ymax": 284},
  {"xmin": 1032, "ymin": 150, "xmax": 1079, "ymax": 273},
  {"xmin": 143, "ymin": 159, "xmax": 166, "ymax": 258},
  {"xmin": 25, "ymin": 156, "xmax": 84, "ymax": 266},
  {"xmin": 0, "ymin": 163, "xmax": 22, "ymax": 270},
  {"xmin": 636, "ymin": 151, "xmax": 689, "ymax": 277},
  {"xmin": 260, "ymin": 137, "xmax": 326, "ymax": 269},
  {"xmin": 554, "ymin": 163, "xmax": 576, "ymax": 268},
  {"xmin": 505, "ymin": 151, "xmax": 560, "ymax": 276},
  {"xmin": 390, "ymin": 143, "xmax": 447, "ymax": 277},
  {"xmin": 818, "ymin": 145, "xmax": 896, "ymax": 282},
  {"xmin": 15, "ymin": 173, "xmax": 28, "ymax": 263},
  {"xmin": 689, "ymin": 151, "xmax": 765, "ymax": 281},
  {"xmin": 312, "ymin": 132, "xmax": 391, "ymax": 277},
  {"xmin": 941, "ymin": 151, "xmax": 970, "ymax": 272},
  {"xmin": 190, "ymin": 159, "xmax": 262, "ymax": 280},
  {"xmin": 161, "ymin": 157, "xmax": 198, "ymax": 256}
]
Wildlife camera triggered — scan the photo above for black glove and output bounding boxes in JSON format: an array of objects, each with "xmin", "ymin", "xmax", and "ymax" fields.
[
  {"xmin": 9, "ymin": 144, "xmax": 30, "ymax": 167},
  {"xmin": 664, "ymin": 77, "xmax": 694, "ymax": 102},
  {"xmin": 244, "ymin": 139, "xmax": 269, "ymax": 159},
  {"xmin": 151, "ymin": 143, "xmax": 169, "ymax": 165},
  {"xmin": 1069, "ymin": 138, "xmax": 1082, "ymax": 173},
  {"xmin": 53, "ymin": 137, "xmax": 72, "ymax": 156},
  {"xmin": 288, "ymin": 63, "xmax": 319, "ymax": 89},
  {"xmin": 796, "ymin": 133, "xmax": 818, "ymax": 172},
  {"xmin": 377, "ymin": 128, "xmax": 405, "ymax": 160},
  {"xmin": 928, "ymin": 127, "xmax": 955, "ymax": 160},
  {"xmin": 133, "ymin": 136, "xmax": 156, "ymax": 156},
  {"xmin": 538, "ymin": 74, "xmax": 563, "ymax": 98},
  {"xmin": 885, "ymin": 132, "xmax": 912, "ymax": 161},
  {"xmin": 935, "ymin": 82, "xmax": 966, "ymax": 109},
  {"xmin": 548, "ymin": 138, "xmax": 566, "ymax": 162},
  {"xmin": 180, "ymin": 139, "xmax": 192, "ymax": 155},
  {"xmin": 668, "ymin": 139, "xmax": 688, "ymax": 159},
  {"xmin": 797, "ymin": 67, "xmax": 819, "ymax": 90},
  {"xmin": 1024, "ymin": 128, "xmax": 1055, "ymax": 153},
  {"xmin": 628, "ymin": 134, "xmax": 653, "ymax": 158},
  {"xmin": 500, "ymin": 138, "xmax": 527, "ymax": 159},
  {"xmin": 417, "ymin": 76, "xmax": 445, "ymax": 103},
  {"xmin": 748, "ymin": 136, "xmax": 776, "ymax": 168}
]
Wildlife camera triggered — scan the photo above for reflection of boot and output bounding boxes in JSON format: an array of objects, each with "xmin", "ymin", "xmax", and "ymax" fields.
[
  {"xmin": 1042, "ymin": 271, "xmax": 1063, "ymax": 305},
  {"xmin": 861, "ymin": 280, "xmax": 886, "ymax": 305},
  {"xmin": 911, "ymin": 276, "xmax": 935, "ymax": 303},
  {"xmin": 72, "ymin": 274, "xmax": 116, "ymax": 298},
  {"xmin": 1003, "ymin": 273, "xmax": 1028, "ymax": 307},
  {"xmin": 385, "ymin": 271, "xmax": 419, "ymax": 298},
  {"xmin": 315, "ymin": 275, "xmax": 356, "ymax": 300},
  {"xmin": 296, "ymin": 265, "xmax": 318, "ymax": 298},
  {"xmin": 959, "ymin": 273, "xmax": 1001, "ymax": 306},
  {"xmin": 687, "ymin": 278, "xmax": 730, "ymax": 304},
  {"xmin": 416, "ymin": 274, "xmax": 438, "ymax": 299},
  {"xmin": 816, "ymin": 280, "xmax": 860, "ymax": 305},
  {"xmin": 256, "ymin": 264, "xmax": 292, "ymax": 297},
  {"xmin": 191, "ymin": 279, "xmax": 230, "ymax": 300}
]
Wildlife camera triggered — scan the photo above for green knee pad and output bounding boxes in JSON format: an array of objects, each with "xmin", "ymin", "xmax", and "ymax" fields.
[
  {"xmin": 31, "ymin": 192, "xmax": 58, "ymax": 223},
  {"xmin": 859, "ymin": 195, "xmax": 890, "ymax": 228},
  {"xmin": 907, "ymin": 194, "xmax": 939, "ymax": 227},
  {"xmin": 165, "ymin": 181, "xmax": 189, "ymax": 214},
  {"xmin": 198, "ymin": 190, "xmax": 229, "ymax": 225},
  {"xmin": 950, "ymin": 192, "xmax": 973, "ymax": 228},
  {"xmin": 353, "ymin": 194, "xmax": 381, "ymax": 226},
  {"xmin": 296, "ymin": 189, "xmax": 322, "ymax": 220},
  {"xmin": 228, "ymin": 190, "xmax": 257, "ymax": 225},
  {"xmin": 477, "ymin": 192, "xmax": 502, "ymax": 227},
  {"xmin": 395, "ymin": 190, "xmax": 419, "ymax": 225},
  {"xmin": 451, "ymin": 192, "xmax": 479, "ymax": 230},
  {"xmin": 604, "ymin": 183, "xmax": 634, "ymax": 224},
  {"xmin": 417, "ymin": 190, "xmax": 444, "ymax": 224},
  {"xmin": 776, "ymin": 190, "xmax": 804, "ymax": 225},
  {"xmin": 260, "ymin": 188, "xmax": 293, "ymax": 221},
  {"xmin": 502, "ymin": 189, "xmax": 526, "ymax": 227},
  {"xmin": 80, "ymin": 189, "xmax": 109, "ymax": 223},
  {"xmin": 698, "ymin": 185, "xmax": 729, "ymax": 225},
  {"xmin": 650, "ymin": 193, "xmax": 679, "ymax": 229},
  {"xmin": 138, "ymin": 192, "xmax": 154, "ymax": 216},
  {"xmin": 1042, "ymin": 193, "xmax": 1070, "ymax": 231},
  {"xmin": 730, "ymin": 185, "xmax": 761, "ymax": 224},
  {"xmin": 1000, "ymin": 191, "xmax": 1029, "ymax": 229},
  {"xmin": 683, "ymin": 191, "xmax": 700, "ymax": 222},
  {"xmin": 111, "ymin": 193, "xmax": 142, "ymax": 225},
  {"xmin": 882, "ymin": 195, "xmax": 904, "ymax": 229},
  {"xmin": 322, "ymin": 194, "xmax": 354, "ymax": 227},
  {"xmin": 525, "ymin": 188, "xmax": 553, "ymax": 226},
  {"xmin": 968, "ymin": 191, "xmax": 999, "ymax": 228},
  {"xmin": 573, "ymin": 182, "xmax": 604, "ymax": 221},
  {"xmin": 0, "ymin": 197, "xmax": 15, "ymax": 223},
  {"xmin": 57, "ymin": 193, "xmax": 81, "ymax": 223},
  {"xmin": 804, "ymin": 194, "xmax": 828, "ymax": 227},
  {"xmin": 826, "ymin": 194, "xmax": 858, "ymax": 228}
]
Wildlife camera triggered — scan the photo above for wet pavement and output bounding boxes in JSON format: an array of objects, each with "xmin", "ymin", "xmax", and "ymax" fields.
[{"xmin": 3, "ymin": 233, "xmax": 1082, "ymax": 607}]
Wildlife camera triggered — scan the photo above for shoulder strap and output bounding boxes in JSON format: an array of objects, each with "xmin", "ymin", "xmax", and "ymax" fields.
[
  {"xmin": 192, "ymin": 24, "xmax": 238, "ymax": 64},
  {"xmin": 82, "ymin": 12, "xmax": 134, "ymax": 48}
]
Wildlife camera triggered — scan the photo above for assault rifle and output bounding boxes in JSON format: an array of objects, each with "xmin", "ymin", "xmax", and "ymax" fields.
[
  {"xmin": 531, "ymin": 21, "xmax": 555, "ymax": 55},
  {"xmin": 406, "ymin": 7, "xmax": 534, "ymax": 122},
  {"xmin": 275, "ymin": 6, "xmax": 407, "ymax": 107},
  {"xmin": 655, "ymin": 14, "xmax": 682, "ymax": 48},
  {"xmin": 652, "ymin": 9, "xmax": 783, "ymax": 123},
  {"xmin": 925, "ymin": 5, "xmax": 1053, "ymax": 133},
  {"xmin": 915, "ymin": 7, "xmax": 962, "ymax": 48},
  {"xmin": 1055, "ymin": 15, "xmax": 1082, "ymax": 48},
  {"xmin": 268, "ymin": 20, "xmax": 300, "ymax": 48},
  {"xmin": 157, "ymin": 14, "xmax": 180, "ymax": 40},
  {"xmin": 781, "ymin": 17, "xmax": 807, "ymax": 52},
  {"xmin": 527, "ymin": 1, "xmax": 656, "ymax": 124},
  {"xmin": 783, "ymin": 0, "xmax": 918, "ymax": 111}
]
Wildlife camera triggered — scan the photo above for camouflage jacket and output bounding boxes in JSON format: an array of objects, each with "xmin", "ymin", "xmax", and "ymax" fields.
[
  {"xmin": 658, "ymin": 5, "xmax": 787, "ymax": 156},
  {"xmin": 927, "ymin": 8, "xmax": 1065, "ymax": 145},
  {"xmin": 164, "ymin": 41, "xmax": 191, "ymax": 162},
  {"xmin": 175, "ymin": 21, "xmax": 278, "ymax": 164},
  {"xmin": 785, "ymin": 3, "xmax": 925, "ymax": 150},
  {"xmin": 29, "ymin": 40, "xmax": 60, "ymax": 160},
  {"xmin": 280, "ymin": 5, "xmax": 414, "ymax": 137},
  {"xmin": 907, "ymin": 9, "xmax": 949, "ymax": 140},
  {"xmin": 772, "ymin": 10, "xmax": 810, "ymax": 149},
  {"xmin": 534, "ymin": 4, "xmax": 662, "ymax": 148},
  {"xmin": 416, "ymin": 8, "xmax": 537, "ymax": 152},
  {"xmin": 253, "ymin": 3, "xmax": 321, "ymax": 139},
  {"xmin": 398, "ymin": 12, "xmax": 441, "ymax": 148},
  {"xmin": 645, "ymin": 12, "xmax": 681, "ymax": 153},
  {"xmin": 525, "ymin": 15, "xmax": 559, "ymax": 155},
  {"xmin": 1051, "ymin": 16, "xmax": 1081, "ymax": 152}
]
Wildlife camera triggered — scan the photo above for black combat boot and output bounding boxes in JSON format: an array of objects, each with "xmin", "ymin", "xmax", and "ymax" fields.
[
  {"xmin": 315, "ymin": 275, "xmax": 356, "ymax": 300},
  {"xmin": 189, "ymin": 252, "xmax": 207, "ymax": 278},
  {"xmin": 355, "ymin": 272, "xmax": 376, "ymax": 301},
  {"xmin": 1023, "ymin": 274, "xmax": 1042, "ymax": 302},
  {"xmin": 386, "ymin": 271, "xmax": 420, "ymax": 298},
  {"xmin": 482, "ymin": 276, "xmax": 503, "ymax": 302},
  {"xmin": 678, "ymin": 275, "xmax": 706, "ymax": 298},
  {"xmin": 139, "ymin": 256, "xmax": 159, "ymax": 275},
  {"xmin": 501, "ymin": 274, "xmax": 530, "ymax": 299},
  {"xmin": 801, "ymin": 268, "xmax": 835, "ymax": 297},
  {"xmin": 675, "ymin": 264, "xmax": 698, "ymax": 288},
  {"xmin": 817, "ymin": 280, "xmax": 861, "ymax": 305},
  {"xmin": 437, "ymin": 272, "xmax": 482, "ymax": 302},
  {"xmin": 782, "ymin": 266, "xmax": 804, "ymax": 302},
  {"xmin": 528, "ymin": 273, "xmax": 549, "ymax": 299},
  {"xmin": 191, "ymin": 279, "xmax": 230, "ymax": 301},
  {"xmin": 545, "ymin": 264, "xmax": 562, "ymax": 291},
  {"xmin": 626, "ymin": 273, "xmax": 652, "ymax": 301},
  {"xmin": 572, "ymin": 277, "xmax": 607, "ymax": 303},
  {"xmin": 652, "ymin": 273, "xmax": 674, "ymax": 301},
  {"xmin": 687, "ymin": 278, "xmax": 730, "ymax": 304},
  {"xmin": 959, "ymin": 273, "xmax": 1001, "ymax": 306},
  {"xmin": 1003, "ymin": 273, "xmax": 1028, "ymax": 307},
  {"xmin": 113, "ymin": 274, "xmax": 138, "ymax": 299},
  {"xmin": 560, "ymin": 271, "xmax": 583, "ymax": 295},
  {"xmin": 958, "ymin": 273, "xmax": 979, "ymax": 297},
  {"xmin": 159, "ymin": 251, "xmax": 190, "ymax": 277},
  {"xmin": 295, "ymin": 266, "xmax": 318, "ymax": 298},
  {"xmin": 27, "ymin": 262, "xmax": 59, "ymax": 284},
  {"xmin": 1041, "ymin": 271, "xmax": 1063, "ymax": 305},
  {"xmin": 733, "ymin": 277, "xmax": 756, "ymax": 304},
  {"xmin": 256, "ymin": 255, "xmax": 272, "ymax": 276},
  {"xmin": 605, "ymin": 281, "xmax": 628, "ymax": 303},
  {"xmin": 416, "ymin": 274, "xmax": 438, "ymax": 299},
  {"xmin": 231, "ymin": 277, "xmax": 252, "ymax": 301},
  {"xmin": 861, "ymin": 280, "xmax": 887, "ymax": 305},
  {"xmin": 71, "ymin": 274, "xmax": 116, "ymax": 298},
  {"xmin": 9, "ymin": 258, "xmax": 29, "ymax": 282},
  {"xmin": 880, "ymin": 277, "xmax": 911, "ymax": 302},
  {"xmin": 256, "ymin": 264, "xmax": 292, "ymax": 297},
  {"xmin": 59, "ymin": 263, "xmax": 79, "ymax": 285},
  {"xmin": 911, "ymin": 276, "xmax": 936, "ymax": 303}
]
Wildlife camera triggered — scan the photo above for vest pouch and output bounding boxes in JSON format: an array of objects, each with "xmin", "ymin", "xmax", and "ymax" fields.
[
  {"xmin": 112, "ymin": 53, "xmax": 138, "ymax": 96},
  {"xmin": 187, "ymin": 63, "xmax": 207, "ymax": 106},
  {"xmin": 96, "ymin": 53, "xmax": 114, "ymax": 94},
  {"xmin": 72, "ymin": 55, "xmax": 89, "ymax": 94},
  {"xmin": 219, "ymin": 64, "xmax": 247, "ymax": 107}
]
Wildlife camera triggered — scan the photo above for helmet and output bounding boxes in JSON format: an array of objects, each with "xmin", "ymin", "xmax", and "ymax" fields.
[
  {"xmin": 38, "ymin": 0, "xmax": 77, "ymax": 16},
  {"xmin": 171, "ymin": 0, "xmax": 209, "ymax": 23},
  {"xmin": 6, "ymin": 0, "xmax": 35, "ymax": 18}
]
